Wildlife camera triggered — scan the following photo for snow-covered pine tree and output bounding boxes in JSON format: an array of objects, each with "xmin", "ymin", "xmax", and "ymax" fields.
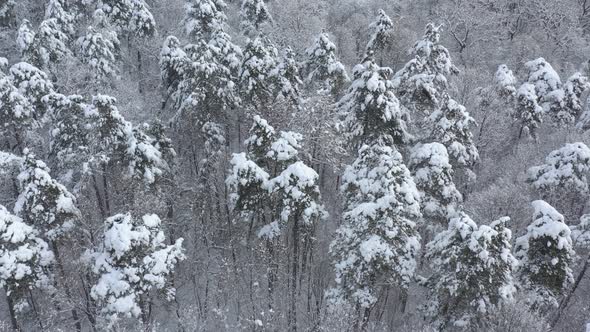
[
  {"xmin": 495, "ymin": 64, "xmax": 517, "ymax": 98},
  {"xmin": 184, "ymin": 0, "xmax": 228, "ymax": 38},
  {"xmin": 550, "ymin": 73, "xmax": 590, "ymax": 126},
  {"xmin": 409, "ymin": 142, "xmax": 462, "ymax": 225},
  {"xmin": 227, "ymin": 151, "xmax": 270, "ymax": 214},
  {"xmin": 14, "ymin": 151, "xmax": 80, "ymax": 241},
  {"xmin": 427, "ymin": 98, "xmax": 479, "ymax": 167},
  {"xmin": 424, "ymin": 212, "xmax": 517, "ymax": 329},
  {"xmin": 0, "ymin": 0, "xmax": 15, "ymax": 27},
  {"xmin": 265, "ymin": 136, "xmax": 326, "ymax": 331},
  {"xmin": 392, "ymin": 23, "xmax": 478, "ymax": 167},
  {"xmin": 98, "ymin": 0, "xmax": 156, "ymax": 37},
  {"xmin": 514, "ymin": 82, "xmax": 543, "ymax": 139},
  {"xmin": 244, "ymin": 114, "xmax": 275, "ymax": 165},
  {"xmin": 227, "ymin": 116, "xmax": 326, "ymax": 329},
  {"xmin": 338, "ymin": 53, "xmax": 412, "ymax": 147},
  {"xmin": 45, "ymin": 0, "xmax": 76, "ymax": 39},
  {"xmin": 16, "ymin": 19, "xmax": 36, "ymax": 61},
  {"xmin": 128, "ymin": 0, "xmax": 156, "ymax": 38},
  {"xmin": 229, "ymin": 116, "xmax": 325, "ymax": 237},
  {"xmin": 392, "ymin": 23, "xmax": 459, "ymax": 116},
  {"xmin": 515, "ymin": 200, "xmax": 574, "ymax": 309},
  {"xmin": 90, "ymin": 213, "xmax": 185, "ymax": 325},
  {"xmin": 525, "ymin": 57, "xmax": 562, "ymax": 99},
  {"xmin": 304, "ymin": 32, "xmax": 349, "ymax": 95},
  {"xmin": 527, "ymin": 142, "xmax": 590, "ymax": 195},
  {"xmin": 239, "ymin": 0, "xmax": 272, "ymax": 35},
  {"xmin": 160, "ymin": 36, "xmax": 188, "ymax": 104},
  {"xmin": 0, "ymin": 205, "xmax": 53, "ymax": 330},
  {"xmin": 77, "ymin": 26, "xmax": 120, "ymax": 80},
  {"xmin": 329, "ymin": 142, "xmax": 421, "ymax": 328},
  {"xmin": 9, "ymin": 62, "xmax": 55, "ymax": 117},
  {"xmin": 146, "ymin": 121, "xmax": 177, "ymax": 166},
  {"xmin": 16, "ymin": 18, "xmax": 71, "ymax": 69},
  {"xmin": 177, "ymin": 39, "xmax": 241, "ymax": 122},
  {"xmin": 0, "ymin": 76, "xmax": 35, "ymax": 149},
  {"xmin": 165, "ymin": 0, "xmax": 241, "ymax": 130},
  {"xmin": 365, "ymin": 9, "xmax": 394, "ymax": 56},
  {"xmin": 90, "ymin": 95, "xmax": 170, "ymax": 185},
  {"xmin": 269, "ymin": 47, "xmax": 303, "ymax": 107},
  {"xmin": 44, "ymin": 93, "xmax": 91, "ymax": 177},
  {"xmin": 239, "ymin": 37, "xmax": 279, "ymax": 113}
]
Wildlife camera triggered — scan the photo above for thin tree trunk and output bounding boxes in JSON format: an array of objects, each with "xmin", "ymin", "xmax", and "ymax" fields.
[
  {"xmin": 5, "ymin": 291, "xmax": 19, "ymax": 331},
  {"xmin": 102, "ymin": 166, "xmax": 111, "ymax": 215},
  {"xmin": 53, "ymin": 242, "xmax": 82, "ymax": 332},
  {"xmin": 289, "ymin": 216, "xmax": 299, "ymax": 332},
  {"xmin": 92, "ymin": 174, "xmax": 106, "ymax": 219}
]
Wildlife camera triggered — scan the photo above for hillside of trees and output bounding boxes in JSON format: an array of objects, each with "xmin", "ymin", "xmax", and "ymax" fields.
[{"xmin": 0, "ymin": 0, "xmax": 589, "ymax": 331}]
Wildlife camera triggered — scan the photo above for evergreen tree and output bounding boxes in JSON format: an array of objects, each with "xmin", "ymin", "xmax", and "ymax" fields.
[
  {"xmin": 524, "ymin": 57, "xmax": 562, "ymax": 99},
  {"xmin": 244, "ymin": 114, "xmax": 276, "ymax": 164},
  {"xmin": 77, "ymin": 26, "xmax": 120, "ymax": 80},
  {"xmin": 269, "ymin": 47, "xmax": 303, "ymax": 106},
  {"xmin": 227, "ymin": 151, "xmax": 270, "ymax": 214},
  {"xmin": 240, "ymin": 0, "xmax": 272, "ymax": 35},
  {"xmin": 329, "ymin": 142, "xmax": 421, "ymax": 328},
  {"xmin": 45, "ymin": 0, "xmax": 76, "ymax": 38},
  {"xmin": 304, "ymin": 32, "xmax": 349, "ymax": 95},
  {"xmin": 90, "ymin": 95, "xmax": 170, "ymax": 185},
  {"xmin": 515, "ymin": 200, "xmax": 574, "ymax": 308},
  {"xmin": 16, "ymin": 19, "xmax": 36, "ymax": 61},
  {"xmin": 527, "ymin": 142, "xmax": 590, "ymax": 195},
  {"xmin": 239, "ymin": 37, "xmax": 279, "ymax": 112},
  {"xmin": 550, "ymin": 73, "xmax": 590, "ymax": 126},
  {"xmin": 98, "ymin": 0, "xmax": 156, "ymax": 37},
  {"xmin": 338, "ymin": 54, "xmax": 412, "ymax": 147},
  {"xmin": 176, "ymin": 38, "xmax": 241, "ymax": 122},
  {"xmin": 409, "ymin": 142, "xmax": 462, "ymax": 225},
  {"xmin": 14, "ymin": 151, "xmax": 81, "ymax": 241},
  {"xmin": 184, "ymin": 0, "xmax": 228, "ymax": 38},
  {"xmin": 160, "ymin": 36, "xmax": 188, "ymax": 102},
  {"xmin": 366, "ymin": 9, "xmax": 394, "ymax": 55},
  {"xmin": 427, "ymin": 98, "xmax": 479, "ymax": 167},
  {"xmin": 9, "ymin": 62, "xmax": 55, "ymax": 117},
  {"xmin": 227, "ymin": 116, "xmax": 326, "ymax": 329},
  {"xmin": 392, "ymin": 23, "xmax": 478, "ymax": 167},
  {"xmin": 0, "ymin": 0, "xmax": 15, "ymax": 27},
  {"xmin": 90, "ymin": 213, "xmax": 185, "ymax": 324},
  {"xmin": 165, "ymin": 0, "xmax": 241, "ymax": 130},
  {"xmin": 228, "ymin": 116, "xmax": 325, "ymax": 236},
  {"xmin": 392, "ymin": 23, "xmax": 459, "ymax": 116},
  {"xmin": 128, "ymin": 0, "xmax": 156, "ymax": 38},
  {"xmin": 514, "ymin": 82, "xmax": 543, "ymax": 139},
  {"xmin": 44, "ymin": 93, "xmax": 91, "ymax": 175},
  {"xmin": 424, "ymin": 213, "xmax": 517, "ymax": 329},
  {"xmin": 0, "ymin": 76, "xmax": 35, "ymax": 149},
  {"xmin": 0, "ymin": 205, "xmax": 53, "ymax": 330},
  {"xmin": 17, "ymin": 18, "xmax": 71, "ymax": 69},
  {"xmin": 495, "ymin": 64, "xmax": 517, "ymax": 98}
]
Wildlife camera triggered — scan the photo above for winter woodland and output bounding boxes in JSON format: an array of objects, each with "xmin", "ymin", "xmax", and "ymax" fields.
[{"xmin": 0, "ymin": 0, "xmax": 589, "ymax": 331}]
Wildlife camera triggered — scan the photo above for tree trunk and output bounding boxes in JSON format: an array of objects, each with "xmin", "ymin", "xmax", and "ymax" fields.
[
  {"xmin": 53, "ymin": 242, "xmax": 82, "ymax": 332},
  {"xmin": 5, "ymin": 291, "xmax": 19, "ymax": 331},
  {"xmin": 288, "ymin": 216, "xmax": 299, "ymax": 332}
]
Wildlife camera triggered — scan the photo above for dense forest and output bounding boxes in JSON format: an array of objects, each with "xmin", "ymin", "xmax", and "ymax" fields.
[{"xmin": 0, "ymin": 0, "xmax": 589, "ymax": 331}]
